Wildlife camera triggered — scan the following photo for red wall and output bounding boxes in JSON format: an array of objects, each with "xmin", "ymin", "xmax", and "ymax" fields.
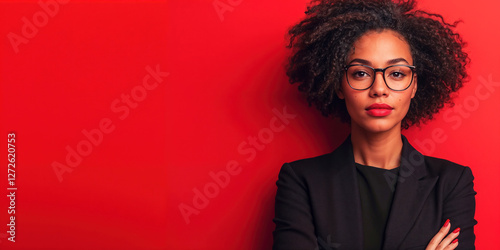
[{"xmin": 0, "ymin": 0, "xmax": 499, "ymax": 249}]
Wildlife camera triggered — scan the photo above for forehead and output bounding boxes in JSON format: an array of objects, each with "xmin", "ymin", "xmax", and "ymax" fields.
[{"xmin": 348, "ymin": 29, "xmax": 413, "ymax": 64}]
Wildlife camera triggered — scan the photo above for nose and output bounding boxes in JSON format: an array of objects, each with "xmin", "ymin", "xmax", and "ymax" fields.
[{"xmin": 369, "ymin": 71, "xmax": 389, "ymax": 97}]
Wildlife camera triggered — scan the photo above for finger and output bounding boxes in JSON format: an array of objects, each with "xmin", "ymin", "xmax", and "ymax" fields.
[
  {"xmin": 443, "ymin": 238, "xmax": 459, "ymax": 250},
  {"xmin": 439, "ymin": 227, "xmax": 460, "ymax": 248},
  {"xmin": 426, "ymin": 219, "xmax": 451, "ymax": 249},
  {"xmin": 436, "ymin": 227, "xmax": 460, "ymax": 250}
]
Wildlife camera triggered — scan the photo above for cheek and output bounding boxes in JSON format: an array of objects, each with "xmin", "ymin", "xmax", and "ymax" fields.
[
  {"xmin": 397, "ymin": 93, "xmax": 413, "ymax": 111},
  {"xmin": 344, "ymin": 94, "xmax": 366, "ymax": 120},
  {"xmin": 344, "ymin": 92, "xmax": 361, "ymax": 107}
]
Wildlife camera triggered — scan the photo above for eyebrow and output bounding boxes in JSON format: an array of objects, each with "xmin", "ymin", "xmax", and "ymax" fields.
[{"xmin": 348, "ymin": 58, "xmax": 410, "ymax": 65}]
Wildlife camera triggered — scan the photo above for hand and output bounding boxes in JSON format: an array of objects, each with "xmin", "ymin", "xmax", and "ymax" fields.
[{"xmin": 425, "ymin": 219, "xmax": 460, "ymax": 250}]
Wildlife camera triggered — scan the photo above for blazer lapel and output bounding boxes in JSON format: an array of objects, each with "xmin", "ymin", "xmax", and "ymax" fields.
[
  {"xmin": 328, "ymin": 135, "xmax": 364, "ymax": 249},
  {"xmin": 382, "ymin": 136, "xmax": 439, "ymax": 249}
]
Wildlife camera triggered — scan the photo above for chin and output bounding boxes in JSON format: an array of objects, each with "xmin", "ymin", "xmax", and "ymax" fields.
[{"xmin": 357, "ymin": 119, "xmax": 401, "ymax": 134}]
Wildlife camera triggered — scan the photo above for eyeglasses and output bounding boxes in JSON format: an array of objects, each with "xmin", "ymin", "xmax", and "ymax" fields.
[{"xmin": 344, "ymin": 64, "xmax": 416, "ymax": 91}]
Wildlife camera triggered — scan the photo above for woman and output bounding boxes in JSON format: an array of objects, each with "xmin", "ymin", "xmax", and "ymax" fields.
[{"xmin": 272, "ymin": 0, "xmax": 476, "ymax": 249}]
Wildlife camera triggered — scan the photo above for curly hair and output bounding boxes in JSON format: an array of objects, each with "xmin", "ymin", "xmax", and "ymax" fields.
[{"xmin": 286, "ymin": 0, "xmax": 469, "ymax": 129}]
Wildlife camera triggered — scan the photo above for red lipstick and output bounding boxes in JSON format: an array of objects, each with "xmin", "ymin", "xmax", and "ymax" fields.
[{"xmin": 366, "ymin": 103, "xmax": 393, "ymax": 117}]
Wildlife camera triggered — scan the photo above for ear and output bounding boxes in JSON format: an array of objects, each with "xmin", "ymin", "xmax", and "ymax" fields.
[
  {"xmin": 410, "ymin": 74, "xmax": 417, "ymax": 99},
  {"xmin": 336, "ymin": 87, "xmax": 345, "ymax": 100}
]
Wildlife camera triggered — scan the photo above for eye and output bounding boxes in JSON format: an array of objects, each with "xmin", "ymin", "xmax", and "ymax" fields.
[
  {"xmin": 388, "ymin": 70, "xmax": 407, "ymax": 80},
  {"xmin": 351, "ymin": 70, "xmax": 371, "ymax": 79}
]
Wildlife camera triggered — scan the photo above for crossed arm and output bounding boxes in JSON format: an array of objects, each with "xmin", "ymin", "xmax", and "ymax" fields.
[{"xmin": 272, "ymin": 164, "xmax": 476, "ymax": 249}]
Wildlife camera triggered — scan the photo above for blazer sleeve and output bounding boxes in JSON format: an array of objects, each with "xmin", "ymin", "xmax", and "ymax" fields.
[
  {"xmin": 442, "ymin": 166, "xmax": 477, "ymax": 249},
  {"xmin": 273, "ymin": 163, "xmax": 318, "ymax": 250}
]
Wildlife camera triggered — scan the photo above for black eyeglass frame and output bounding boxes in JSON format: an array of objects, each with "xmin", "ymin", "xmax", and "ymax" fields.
[{"xmin": 343, "ymin": 64, "xmax": 417, "ymax": 91}]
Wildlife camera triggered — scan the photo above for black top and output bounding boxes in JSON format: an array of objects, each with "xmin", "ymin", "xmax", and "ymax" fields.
[{"xmin": 355, "ymin": 163, "xmax": 400, "ymax": 250}]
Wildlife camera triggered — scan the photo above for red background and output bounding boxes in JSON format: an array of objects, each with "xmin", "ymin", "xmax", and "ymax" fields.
[{"xmin": 0, "ymin": 0, "xmax": 499, "ymax": 249}]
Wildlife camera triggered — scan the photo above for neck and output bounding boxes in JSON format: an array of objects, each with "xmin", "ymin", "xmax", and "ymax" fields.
[{"xmin": 350, "ymin": 124, "xmax": 403, "ymax": 170}]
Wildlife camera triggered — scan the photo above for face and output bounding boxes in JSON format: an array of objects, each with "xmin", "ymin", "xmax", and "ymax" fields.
[{"xmin": 336, "ymin": 29, "xmax": 417, "ymax": 134}]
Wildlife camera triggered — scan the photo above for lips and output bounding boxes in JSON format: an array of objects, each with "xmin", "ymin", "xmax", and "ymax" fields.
[{"xmin": 366, "ymin": 103, "xmax": 393, "ymax": 117}]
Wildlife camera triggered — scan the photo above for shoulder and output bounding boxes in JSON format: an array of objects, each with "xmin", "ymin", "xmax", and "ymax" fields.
[
  {"xmin": 278, "ymin": 139, "xmax": 353, "ymax": 186},
  {"xmin": 288, "ymin": 152, "xmax": 334, "ymax": 170},
  {"xmin": 282, "ymin": 136, "xmax": 353, "ymax": 176},
  {"xmin": 402, "ymin": 134, "xmax": 474, "ymax": 180},
  {"xmin": 423, "ymin": 155, "xmax": 474, "ymax": 179},
  {"xmin": 422, "ymin": 155, "xmax": 475, "ymax": 199},
  {"xmin": 278, "ymin": 152, "xmax": 336, "ymax": 183}
]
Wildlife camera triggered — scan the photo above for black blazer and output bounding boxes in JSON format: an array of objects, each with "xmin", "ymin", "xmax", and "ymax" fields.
[{"xmin": 273, "ymin": 135, "xmax": 476, "ymax": 250}]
